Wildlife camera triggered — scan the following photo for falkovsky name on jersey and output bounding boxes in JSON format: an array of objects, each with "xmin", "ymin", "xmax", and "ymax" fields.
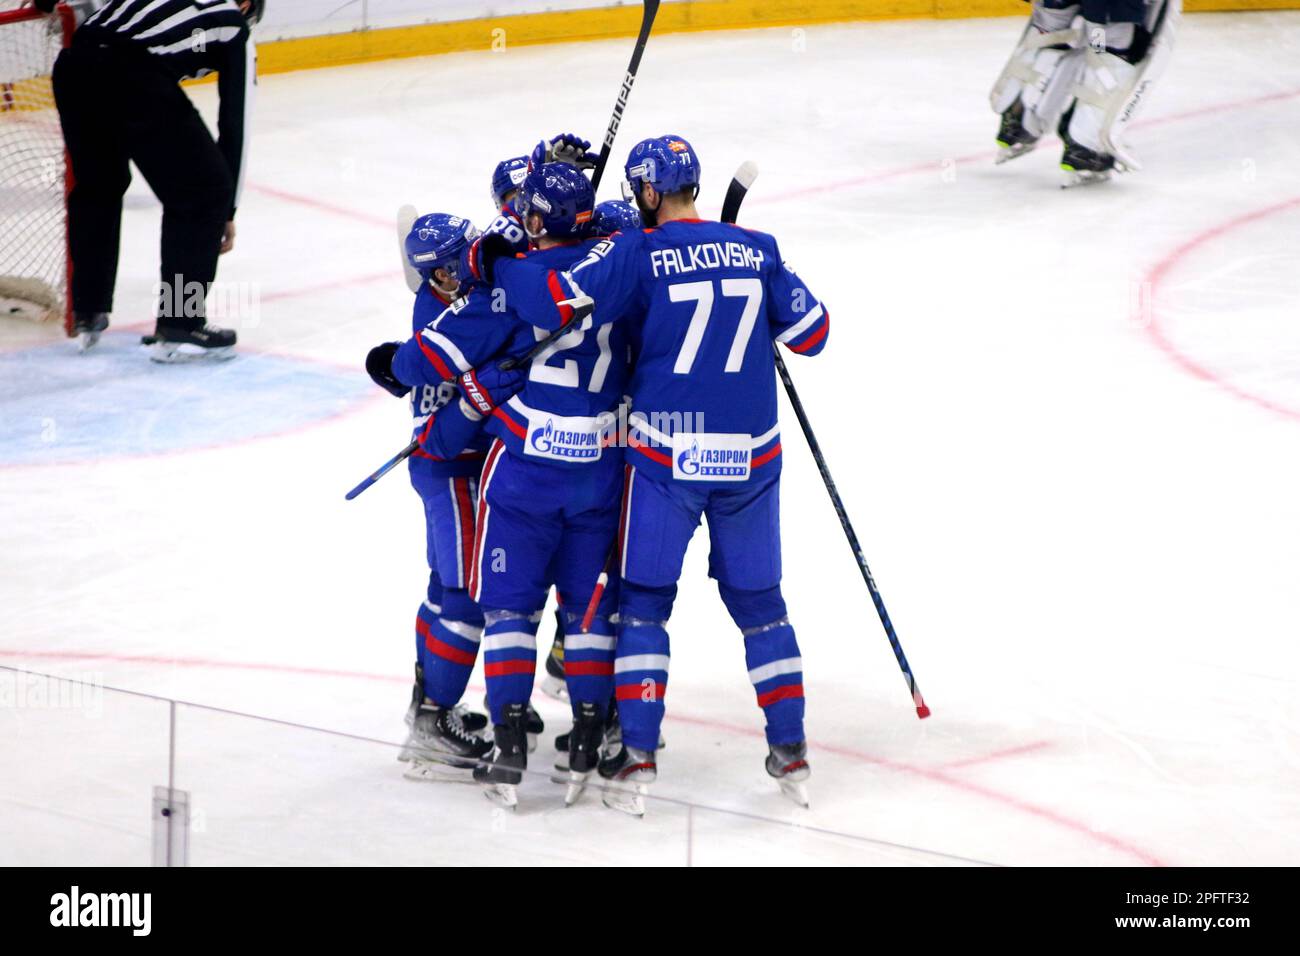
[{"xmin": 649, "ymin": 240, "xmax": 765, "ymax": 278}]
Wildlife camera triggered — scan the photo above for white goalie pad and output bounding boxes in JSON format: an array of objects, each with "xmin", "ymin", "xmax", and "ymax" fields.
[
  {"xmin": 989, "ymin": 4, "xmax": 1086, "ymax": 140},
  {"xmin": 1070, "ymin": 0, "xmax": 1182, "ymax": 171}
]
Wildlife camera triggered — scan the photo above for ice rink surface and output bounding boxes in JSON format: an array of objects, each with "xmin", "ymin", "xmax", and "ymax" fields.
[{"xmin": 3, "ymin": 12, "xmax": 1300, "ymax": 866}]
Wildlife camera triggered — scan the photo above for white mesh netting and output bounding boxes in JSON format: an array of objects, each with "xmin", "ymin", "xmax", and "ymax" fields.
[{"xmin": 0, "ymin": 4, "xmax": 69, "ymax": 328}]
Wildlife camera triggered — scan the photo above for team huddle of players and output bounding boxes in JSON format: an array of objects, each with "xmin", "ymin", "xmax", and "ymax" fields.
[{"xmin": 365, "ymin": 132, "xmax": 829, "ymax": 814}]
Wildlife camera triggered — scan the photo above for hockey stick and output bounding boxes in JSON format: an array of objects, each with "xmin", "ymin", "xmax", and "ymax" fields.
[
  {"xmin": 576, "ymin": 160, "xmax": 757, "ymax": 632},
  {"xmin": 349, "ymin": 8, "xmax": 659, "ymax": 502},
  {"xmin": 773, "ymin": 348, "xmax": 930, "ymax": 719},
  {"xmin": 510, "ymin": 0, "xmax": 662, "ymax": 367},
  {"xmin": 679, "ymin": 161, "xmax": 933, "ymax": 718},
  {"xmin": 590, "ymin": 0, "xmax": 661, "ymax": 197}
]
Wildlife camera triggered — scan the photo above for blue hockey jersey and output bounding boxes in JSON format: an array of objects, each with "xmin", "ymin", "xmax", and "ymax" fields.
[
  {"xmin": 494, "ymin": 219, "xmax": 829, "ymax": 484},
  {"xmin": 393, "ymin": 283, "xmax": 518, "ymax": 464},
  {"xmin": 485, "ymin": 240, "xmax": 630, "ymax": 468}
]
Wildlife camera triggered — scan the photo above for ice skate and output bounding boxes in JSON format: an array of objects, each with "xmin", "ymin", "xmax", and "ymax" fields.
[
  {"xmin": 766, "ymin": 741, "xmax": 811, "ymax": 808},
  {"xmin": 540, "ymin": 614, "xmax": 568, "ymax": 702},
  {"xmin": 72, "ymin": 311, "xmax": 109, "ymax": 353},
  {"xmin": 144, "ymin": 323, "xmax": 237, "ymax": 363},
  {"xmin": 601, "ymin": 746, "xmax": 656, "ymax": 818},
  {"xmin": 994, "ymin": 101, "xmax": 1038, "ymax": 164},
  {"xmin": 560, "ymin": 702, "xmax": 604, "ymax": 806},
  {"xmin": 401, "ymin": 699, "xmax": 492, "ymax": 781},
  {"xmin": 474, "ymin": 703, "xmax": 528, "ymax": 808},
  {"xmin": 486, "ymin": 696, "xmax": 543, "ymax": 752}
]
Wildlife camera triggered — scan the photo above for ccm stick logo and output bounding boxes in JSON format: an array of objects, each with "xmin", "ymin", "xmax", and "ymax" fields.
[
  {"xmin": 50, "ymin": 886, "xmax": 152, "ymax": 936},
  {"xmin": 604, "ymin": 71, "xmax": 636, "ymax": 149}
]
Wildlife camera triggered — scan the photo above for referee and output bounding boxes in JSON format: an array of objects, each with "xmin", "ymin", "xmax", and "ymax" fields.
[{"xmin": 41, "ymin": 0, "xmax": 263, "ymax": 359}]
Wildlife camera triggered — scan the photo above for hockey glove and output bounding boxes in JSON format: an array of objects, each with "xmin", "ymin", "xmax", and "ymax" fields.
[
  {"xmin": 459, "ymin": 232, "xmax": 515, "ymax": 285},
  {"xmin": 366, "ymin": 342, "xmax": 410, "ymax": 398},
  {"xmin": 457, "ymin": 362, "xmax": 527, "ymax": 421},
  {"xmin": 531, "ymin": 133, "xmax": 597, "ymax": 171}
]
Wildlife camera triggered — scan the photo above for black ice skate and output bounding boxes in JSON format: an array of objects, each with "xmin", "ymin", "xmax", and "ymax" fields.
[
  {"xmin": 766, "ymin": 740, "xmax": 812, "ymax": 808},
  {"xmin": 402, "ymin": 699, "xmax": 492, "ymax": 781},
  {"xmin": 994, "ymin": 100, "xmax": 1039, "ymax": 165},
  {"xmin": 561, "ymin": 701, "xmax": 604, "ymax": 806},
  {"xmin": 72, "ymin": 311, "xmax": 109, "ymax": 353},
  {"xmin": 474, "ymin": 702, "xmax": 528, "ymax": 808},
  {"xmin": 485, "ymin": 697, "xmax": 544, "ymax": 752},
  {"xmin": 601, "ymin": 745, "xmax": 656, "ymax": 818},
  {"xmin": 400, "ymin": 664, "xmax": 485, "ymax": 764},
  {"xmin": 540, "ymin": 613, "xmax": 568, "ymax": 702},
  {"xmin": 1057, "ymin": 108, "xmax": 1116, "ymax": 187},
  {"xmin": 144, "ymin": 323, "xmax": 237, "ymax": 363}
]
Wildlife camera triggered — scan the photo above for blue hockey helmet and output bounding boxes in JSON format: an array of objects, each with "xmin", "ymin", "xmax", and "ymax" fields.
[
  {"xmin": 490, "ymin": 156, "xmax": 530, "ymax": 209},
  {"xmin": 590, "ymin": 199, "xmax": 643, "ymax": 236},
  {"xmin": 404, "ymin": 213, "xmax": 481, "ymax": 285},
  {"xmin": 623, "ymin": 135, "xmax": 701, "ymax": 200},
  {"xmin": 515, "ymin": 162, "xmax": 595, "ymax": 240}
]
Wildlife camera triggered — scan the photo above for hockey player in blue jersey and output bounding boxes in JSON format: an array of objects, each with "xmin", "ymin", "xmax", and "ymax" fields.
[
  {"xmin": 416, "ymin": 163, "xmax": 632, "ymax": 809},
  {"xmin": 477, "ymin": 134, "xmax": 830, "ymax": 813},
  {"xmin": 367, "ymin": 212, "xmax": 508, "ymax": 777},
  {"xmin": 370, "ymin": 138, "xmax": 600, "ymax": 778}
]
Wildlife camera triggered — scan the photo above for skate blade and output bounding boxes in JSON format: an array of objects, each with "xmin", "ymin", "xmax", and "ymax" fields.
[
  {"xmin": 76, "ymin": 332, "xmax": 102, "ymax": 353},
  {"xmin": 147, "ymin": 341, "xmax": 236, "ymax": 363},
  {"xmin": 1060, "ymin": 168, "xmax": 1112, "ymax": 188},
  {"xmin": 778, "ymin": 779, "xmax": 811, "ymax": 809},
  {"xmin": 994, "ymin": 142, "xmax": 1036, "ymax": 165},
  {"xmin": 540, "ymin": 674, "xmax": 569, "ymax": 702},
  {"xmin": 601, "ymin": 780, "xmax": 647, "ymax": 817},
  {"xmin": 562, "ymin": 770, "xmax": 591, "ymax": 807},
  {"xmin": 404, "ymin": 759, "xmax": 474, "ymax": 782},
  {"xmin": 481, "ymin": 783, "xmax": 518, "ymax": 809}
]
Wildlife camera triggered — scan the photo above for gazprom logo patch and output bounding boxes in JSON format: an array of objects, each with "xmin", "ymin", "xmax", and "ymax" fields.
[
  {"xmin": 525, "ymin": 414, "xmax": 602, "ymax": 462},
  {"xmin": 671, "ymin": 432, "xmax": 751, "ymax": 481}
]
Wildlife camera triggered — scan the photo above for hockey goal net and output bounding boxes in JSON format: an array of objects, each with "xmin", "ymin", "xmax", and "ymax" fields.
[{"xmin": 0, "ymin": 3, "xmax": 73, "ymax": 334}]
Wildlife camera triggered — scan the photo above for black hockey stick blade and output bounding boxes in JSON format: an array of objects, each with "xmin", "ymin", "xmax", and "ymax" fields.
[{"xmin": 720, "ymin": 160, "xmax": 759, "ymax": 225}]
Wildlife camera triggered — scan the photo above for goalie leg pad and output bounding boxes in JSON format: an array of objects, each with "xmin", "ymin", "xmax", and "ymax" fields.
[
  {"xmin": 1067, "ymin": 0, "xmax": 1181, "ymax": 170},
  {"xmin": 990, "ymin": 1, "xmax": 1086, "ymax": 140}
]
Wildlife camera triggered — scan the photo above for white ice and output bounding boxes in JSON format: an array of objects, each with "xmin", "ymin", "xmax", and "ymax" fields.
[{"xmin": 3, "ymin": 12, "xmax": 1300, "ymax": 866}]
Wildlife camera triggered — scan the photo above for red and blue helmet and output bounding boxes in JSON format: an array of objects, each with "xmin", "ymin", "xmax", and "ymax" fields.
[
  {"xmin": 591, "ymin": 199, "xmax": 643, "ymax": 236},
  {"xmin": 623, "ymin": 134, "xmax": 701, "ymax": 199},
  {"xmin": 404, "ymin": 213, "xmax": 480, "ymax": 284},
  {"xmin": 490, "ymin": 156, "xmax": 529, "ymax": 209},
  {"xmin": 515, "ymin": 162, "xmax": 594, "ymax": 240}
]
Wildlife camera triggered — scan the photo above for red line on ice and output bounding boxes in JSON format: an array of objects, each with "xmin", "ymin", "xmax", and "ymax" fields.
[
  {"xmin": 0, "ymin": 647, "xmax": 1164, "ymax": 866},
  {"xmin": 939, "ymin": 740, "xmax": 1053, "ymax": 769},
  {"xmin": 1140, "ymin": 195, "xmax": 1300, "ymax": 424}
]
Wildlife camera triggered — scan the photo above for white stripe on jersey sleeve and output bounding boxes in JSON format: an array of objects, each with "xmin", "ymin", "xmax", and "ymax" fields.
[
  {"xmin": 118, "ymin": 0, "xmax": 175, "ymax": 34},
  {"xmin": 146, "ymin": 24, "xmax": 242, "ymax": 55},
  {"xmin": 774, "ymin": 302, "xmax": 824, "ymax": 344},
  {"xmin": 135, "ymin": 1, "xmax": 235, "ymax": 40},
  {"xmin": 420, "ymin": 328, "xmax": 471, "ymax": 373}
]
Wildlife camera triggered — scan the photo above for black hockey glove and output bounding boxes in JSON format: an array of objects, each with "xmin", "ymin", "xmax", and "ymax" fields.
[
  {"xmin": 458, "ymin": 232, "xmax": 515, "ymax": 286},
  {"xmin": 366, "ymin": 342, "xmax": 410, "ymax": 398},
  {"xmin": 531, "ymin": 133, "xmax": 597, "ymax": 171}
]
